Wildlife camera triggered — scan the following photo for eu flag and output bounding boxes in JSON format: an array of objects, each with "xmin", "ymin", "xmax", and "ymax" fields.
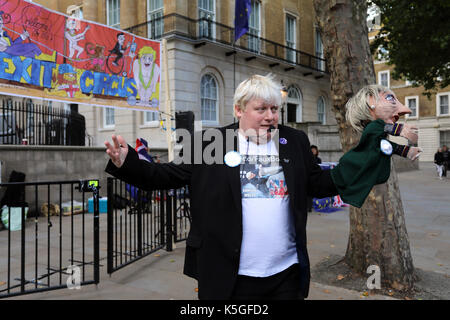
[{"xmin": 234, "ymin": 0, "xmax": 252, "ymax": 42}]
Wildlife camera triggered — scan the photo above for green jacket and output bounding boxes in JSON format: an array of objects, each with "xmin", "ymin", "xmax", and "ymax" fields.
[{"xmin": 330, "ymin": 119, "xmax": 400, "ymax": 208}]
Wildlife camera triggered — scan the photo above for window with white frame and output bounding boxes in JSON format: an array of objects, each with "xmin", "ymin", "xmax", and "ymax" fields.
[
  {"xmin": 315, "ymin": 28, "xmax": 324, "ymax": 71},
  {"xmin": 147, "ymin": 0, "xmax": 164, "ymax": 39},
  {"xmin": 317, "ymin": 96, "xmax": 326, "ymax": 124},
  {"xmin": 248, "ymin": 0, "xmax": 260, "ymax": 53},
  {"xmin": 201, "ymin": 74, "xmax": 218, "ymax": 124},
  {"xmin": 285, "ymin": 15, "xmax": 296, "ymax": 63},
  {"xmin": 198, "ymin": 0, "xmax": 215, "ymax": 39},
  {"xmin": 405, "ymin": 96, "xmax": 418, "ymax": 118},
  {"xmin": 440, "ymin": 131, "xmax": 450, "ymax": 147},
  {"xmin": 437, "ymin": 93, "xmax": 449, "ymax": 116},
  {"xmin": 104, "ymin": 107, "xmax": 115, "ymax": 128},
  {"xmin": 106, "ymin": 0, "xmax": 120, "ymax": 28},
  {"xmin": 144, "ymin": 111, "xmax": 158, "ymax": 124},
  {"xmin": 286, "ymin": 86, "xmax": 302, "ymax": 123},
  {"xmin": 378, "ymin": 70, "xmax": 390, "ymax": 87}
]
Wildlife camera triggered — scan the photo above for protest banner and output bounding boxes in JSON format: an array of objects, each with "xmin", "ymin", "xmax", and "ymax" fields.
[{"xmin": 0, "ymin": 0, "xmax": 161, "ymax": 112}]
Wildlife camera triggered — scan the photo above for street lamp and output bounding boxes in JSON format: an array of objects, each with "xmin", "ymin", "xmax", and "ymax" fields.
[{"xmin": 280, "ymin": 81, "xmax": 288, "ymax": 125}]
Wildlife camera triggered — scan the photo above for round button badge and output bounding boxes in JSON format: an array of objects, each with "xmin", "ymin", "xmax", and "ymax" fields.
[{"xmin": 224, "ymin": 151, "xmax": 241, "ymax": 167}]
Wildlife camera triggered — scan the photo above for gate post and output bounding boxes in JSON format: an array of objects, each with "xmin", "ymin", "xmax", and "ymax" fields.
[
  {"xmin": 137, "ymin": 189, "xmax": 143, "ymax": 256},
  {"xmin": 107, "ymin": 178, "xmax": 113, "ymax": 275},
  {"xmin": 165, "ymin": 190, "xmax": 173, "ymax": 252}
]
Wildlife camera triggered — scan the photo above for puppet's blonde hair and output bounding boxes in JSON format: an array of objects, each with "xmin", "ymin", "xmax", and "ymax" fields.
[
  {"xmin": 233, "ymin": 74, "xmax": 282, "ymax": 118},
  {"xmin": 345, "ymin": 84, "xmax": 394, "ymax": 132}
]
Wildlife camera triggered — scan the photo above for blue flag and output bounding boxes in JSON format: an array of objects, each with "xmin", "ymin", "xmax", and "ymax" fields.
[{"xmin": 234, "ymin": 0, "xmax": 252, "ymax": 42}]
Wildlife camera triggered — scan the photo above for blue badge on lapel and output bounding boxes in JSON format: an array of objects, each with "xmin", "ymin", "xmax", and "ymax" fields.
[
  {"xmin": 224, "ymin": 151, "xmax": 241, "ymax": 167},
  {"xmin": 380, "ymin": 139, "xmax": 393, "ymax": 155},
  {"xmin": 280, "ymin": 138, "xmax": 287, "ymax": 145}
]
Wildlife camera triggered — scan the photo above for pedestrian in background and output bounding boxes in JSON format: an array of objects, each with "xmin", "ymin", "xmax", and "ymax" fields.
[
  {"xmin": 442, "ymin": 145, "xmax": 449, "ymax": 178},
  {"xmin": 310, "ymin": 145, "xmax": 322, "ymax": 164},
  {"xmin": 434, "ymin": 148, "xmax": 444, "ymax": 180}
]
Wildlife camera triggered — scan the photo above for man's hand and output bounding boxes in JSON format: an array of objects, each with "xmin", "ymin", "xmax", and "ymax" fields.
[
  {"xmin": 400, "ymin": 124, "xmax": 419, "ymax": 145},
  {"xmin": 104, "ymin": 134, "xmax": 128, "ymax": 168},
  {"xmin": 407, "ymin": 146, "xmax": 423, "ymax": 161}
]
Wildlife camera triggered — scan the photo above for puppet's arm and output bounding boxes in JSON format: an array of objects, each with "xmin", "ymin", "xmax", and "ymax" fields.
[
  {"xmin": 391, "ymin": 142, "xmax": 423, "ymax": 161},
  {"xmin": 384, "ymin": 123, "xmax": 418, "ymax": 144},
  {"xmin": 329, "ymin": 119, "xmax": 421, "ymax": 208}
]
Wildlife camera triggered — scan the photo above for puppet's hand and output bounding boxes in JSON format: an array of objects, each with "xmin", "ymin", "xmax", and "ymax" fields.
[
  {"xmin": 407, "ymin": 146, "xmax": 423, "ymax": 161},
  {"xmin": 400, "ymin": 124, "xmax": 419, "ymax": 145}
]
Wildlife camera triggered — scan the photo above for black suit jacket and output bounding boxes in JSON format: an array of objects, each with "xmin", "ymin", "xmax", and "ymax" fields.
[{"xmin": 105, "ymin": 123, "xmax": 337, "ymax": 299}]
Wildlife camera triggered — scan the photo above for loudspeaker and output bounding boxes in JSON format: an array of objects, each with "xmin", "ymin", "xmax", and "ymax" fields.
[{"xmin": 175, "ymin": 111, "xmax": 195, "ymax": 134}]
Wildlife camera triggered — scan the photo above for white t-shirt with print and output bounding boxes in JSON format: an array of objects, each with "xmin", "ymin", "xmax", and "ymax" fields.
[{"xmin": 237, "ymin": 133, "xmax": 298, "ymax": 277}]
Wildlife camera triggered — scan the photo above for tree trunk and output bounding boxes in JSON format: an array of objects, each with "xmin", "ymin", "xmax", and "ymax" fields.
[{"xmin": 313, "ymin": 0, "xmax": 416, "ymax": 291}]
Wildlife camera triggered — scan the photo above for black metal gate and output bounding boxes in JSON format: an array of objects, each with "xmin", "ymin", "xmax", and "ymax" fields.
[
  {"xmin": 106, "ymin": 178, "xmax": 190, "ymax": 275},
  {"xmin": 0, "ymin": 179, "xmax": 100, "ymax": 298}
]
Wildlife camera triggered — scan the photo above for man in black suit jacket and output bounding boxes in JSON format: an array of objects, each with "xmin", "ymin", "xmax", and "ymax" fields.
[{"xmin": 105, "ymin": 75, "xmax": 337, "ymax": 300}]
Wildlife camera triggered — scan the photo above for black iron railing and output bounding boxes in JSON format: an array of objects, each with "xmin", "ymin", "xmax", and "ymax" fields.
[
  {"xmin": 0, "ymin": 99, "xmax": 88, "ymax": 146},
  {"xmin": 125, "ymin": 13, "xmax": 328, "ymax": 73},
  {"xmin": 107, "ymin": 178, "xmax": 190, "ymax": 275},
  {"xmin": 0, "ymin": 179, "xmax": 100, "ymax": 298}
]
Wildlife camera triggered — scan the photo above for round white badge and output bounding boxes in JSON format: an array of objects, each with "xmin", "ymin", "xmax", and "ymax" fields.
[
  {"xmin": 380, "ymin": 139, "xmax": 393, "ymax": 155},
  {"xmin": 224, "ymin": 151, "xmax": 241, "ymax": 167}
]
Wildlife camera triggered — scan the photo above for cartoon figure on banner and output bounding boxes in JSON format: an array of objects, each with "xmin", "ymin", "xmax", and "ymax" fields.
[
  {"xmin": 65, "ymin": 17, "xmax": 91, "ymax": 60},
  {"xmin": 0, "ymin": 10, "xmax": 41, "ymax": 58},
  {"xmin": 84, "ymin": 42, "xmax": 106, "ymax": 72},
  {"xmin": 55, "ymin": 64, "xmax": 79, "ymax": 98},
  {"xmin": 106, "ymin": 32, "xmax": 134, "ymax": 76},
  {"xmin": 133, "ymin": 46, "xmax": 160, "ymax": 107},
  {"xmin": 46, "ymin": 64, "xmax": 91, "ymax": 99}
]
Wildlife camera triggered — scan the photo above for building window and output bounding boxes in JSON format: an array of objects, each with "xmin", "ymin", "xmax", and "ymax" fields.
[
  {"xmin": 315, "ymin": 28, "xmax": 325, "ymax": 71},
  {"xmin": 437, "ymin": 93, "xmax": 449, "ymax": 116},
  {"xmin": 440, "ymin": 131, "xmax": 450, "ymax": 147},
  {"xmin": 286, "ymin": 86, "xmax": 302, "ymax": 123},
  {"xmin": 107, "ymin": 0, "xmax": 120, "ymax": 28},
  {"xmin": 144, "ymin": 111, "xmax": 158, "ymax": 124},
  {"xmin": 201, "ymin": 74, "xmax": 218, "ymax": 124},
  {"xmin": 285, "ymin": 15, "xmax": 296, "ymax": 63},
  {"xmin": 147, "ymin": 0, "xmax": 164, "ymax": 39},
  {"xmin": 248, "ymin": 0, "xmax": 260, "ymax": 53},
  {"xmin": 378, "ymin": 70, "xmax": 390, "ymax": 88},
  {"xmin": 198, "ymin": 0, "xmax": 215, "ymax": 39},
  {"xmin": 405, "ymin": 96, "xmax": 418, "ymax": 118},
  {"xmin": 104, "ymin": 107, "xmax": 115, "ymax": 128},
  {"xmin": 317, "ymin": 96, "xmax": 326, "ymax": 124}
]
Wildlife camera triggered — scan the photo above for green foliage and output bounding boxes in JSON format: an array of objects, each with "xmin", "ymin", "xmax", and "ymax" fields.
[{"xmin": 370, "ymin": 0, "xmax": 450, "ymax": 96}]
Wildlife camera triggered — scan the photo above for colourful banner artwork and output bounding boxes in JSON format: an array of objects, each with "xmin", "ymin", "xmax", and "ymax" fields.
[{"xmin": 0, "ymin": 0, "xmax": 161, "ymax": 111}]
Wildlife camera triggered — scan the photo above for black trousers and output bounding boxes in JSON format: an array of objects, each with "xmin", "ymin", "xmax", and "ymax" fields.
[{"xmin": 230, "ymin": 263, "xmax": 303, "ymax": 300}]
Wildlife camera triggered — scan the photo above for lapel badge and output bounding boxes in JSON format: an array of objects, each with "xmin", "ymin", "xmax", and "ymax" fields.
[
  {"xmin": 280, "ymin": 138, "xmax": 287, "ymax": 145},
  {"xmin": 224, "ymin": 151, "xmax": 241, "ymax": 167},
  {"xmin": 283, "ymin": 158, "xmax": 290, "ymax": 163}
]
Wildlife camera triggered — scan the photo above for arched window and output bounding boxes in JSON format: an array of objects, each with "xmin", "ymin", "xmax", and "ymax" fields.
[
  {"xmin": 286, "ymin": 86, "xmax": 302, "ymax": 123},
  {"xmin": 201, "ymin": 74, "xmax": 218, "ymax": 123},
  {"xmin": 317, "ymin": 96, "xmax": 326, "ymax": 124}
]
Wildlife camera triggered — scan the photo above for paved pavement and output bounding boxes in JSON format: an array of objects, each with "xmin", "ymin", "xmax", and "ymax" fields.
[{"xmin": 3, "ymin": 162, "xmax": 449, "ymax": 300}]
